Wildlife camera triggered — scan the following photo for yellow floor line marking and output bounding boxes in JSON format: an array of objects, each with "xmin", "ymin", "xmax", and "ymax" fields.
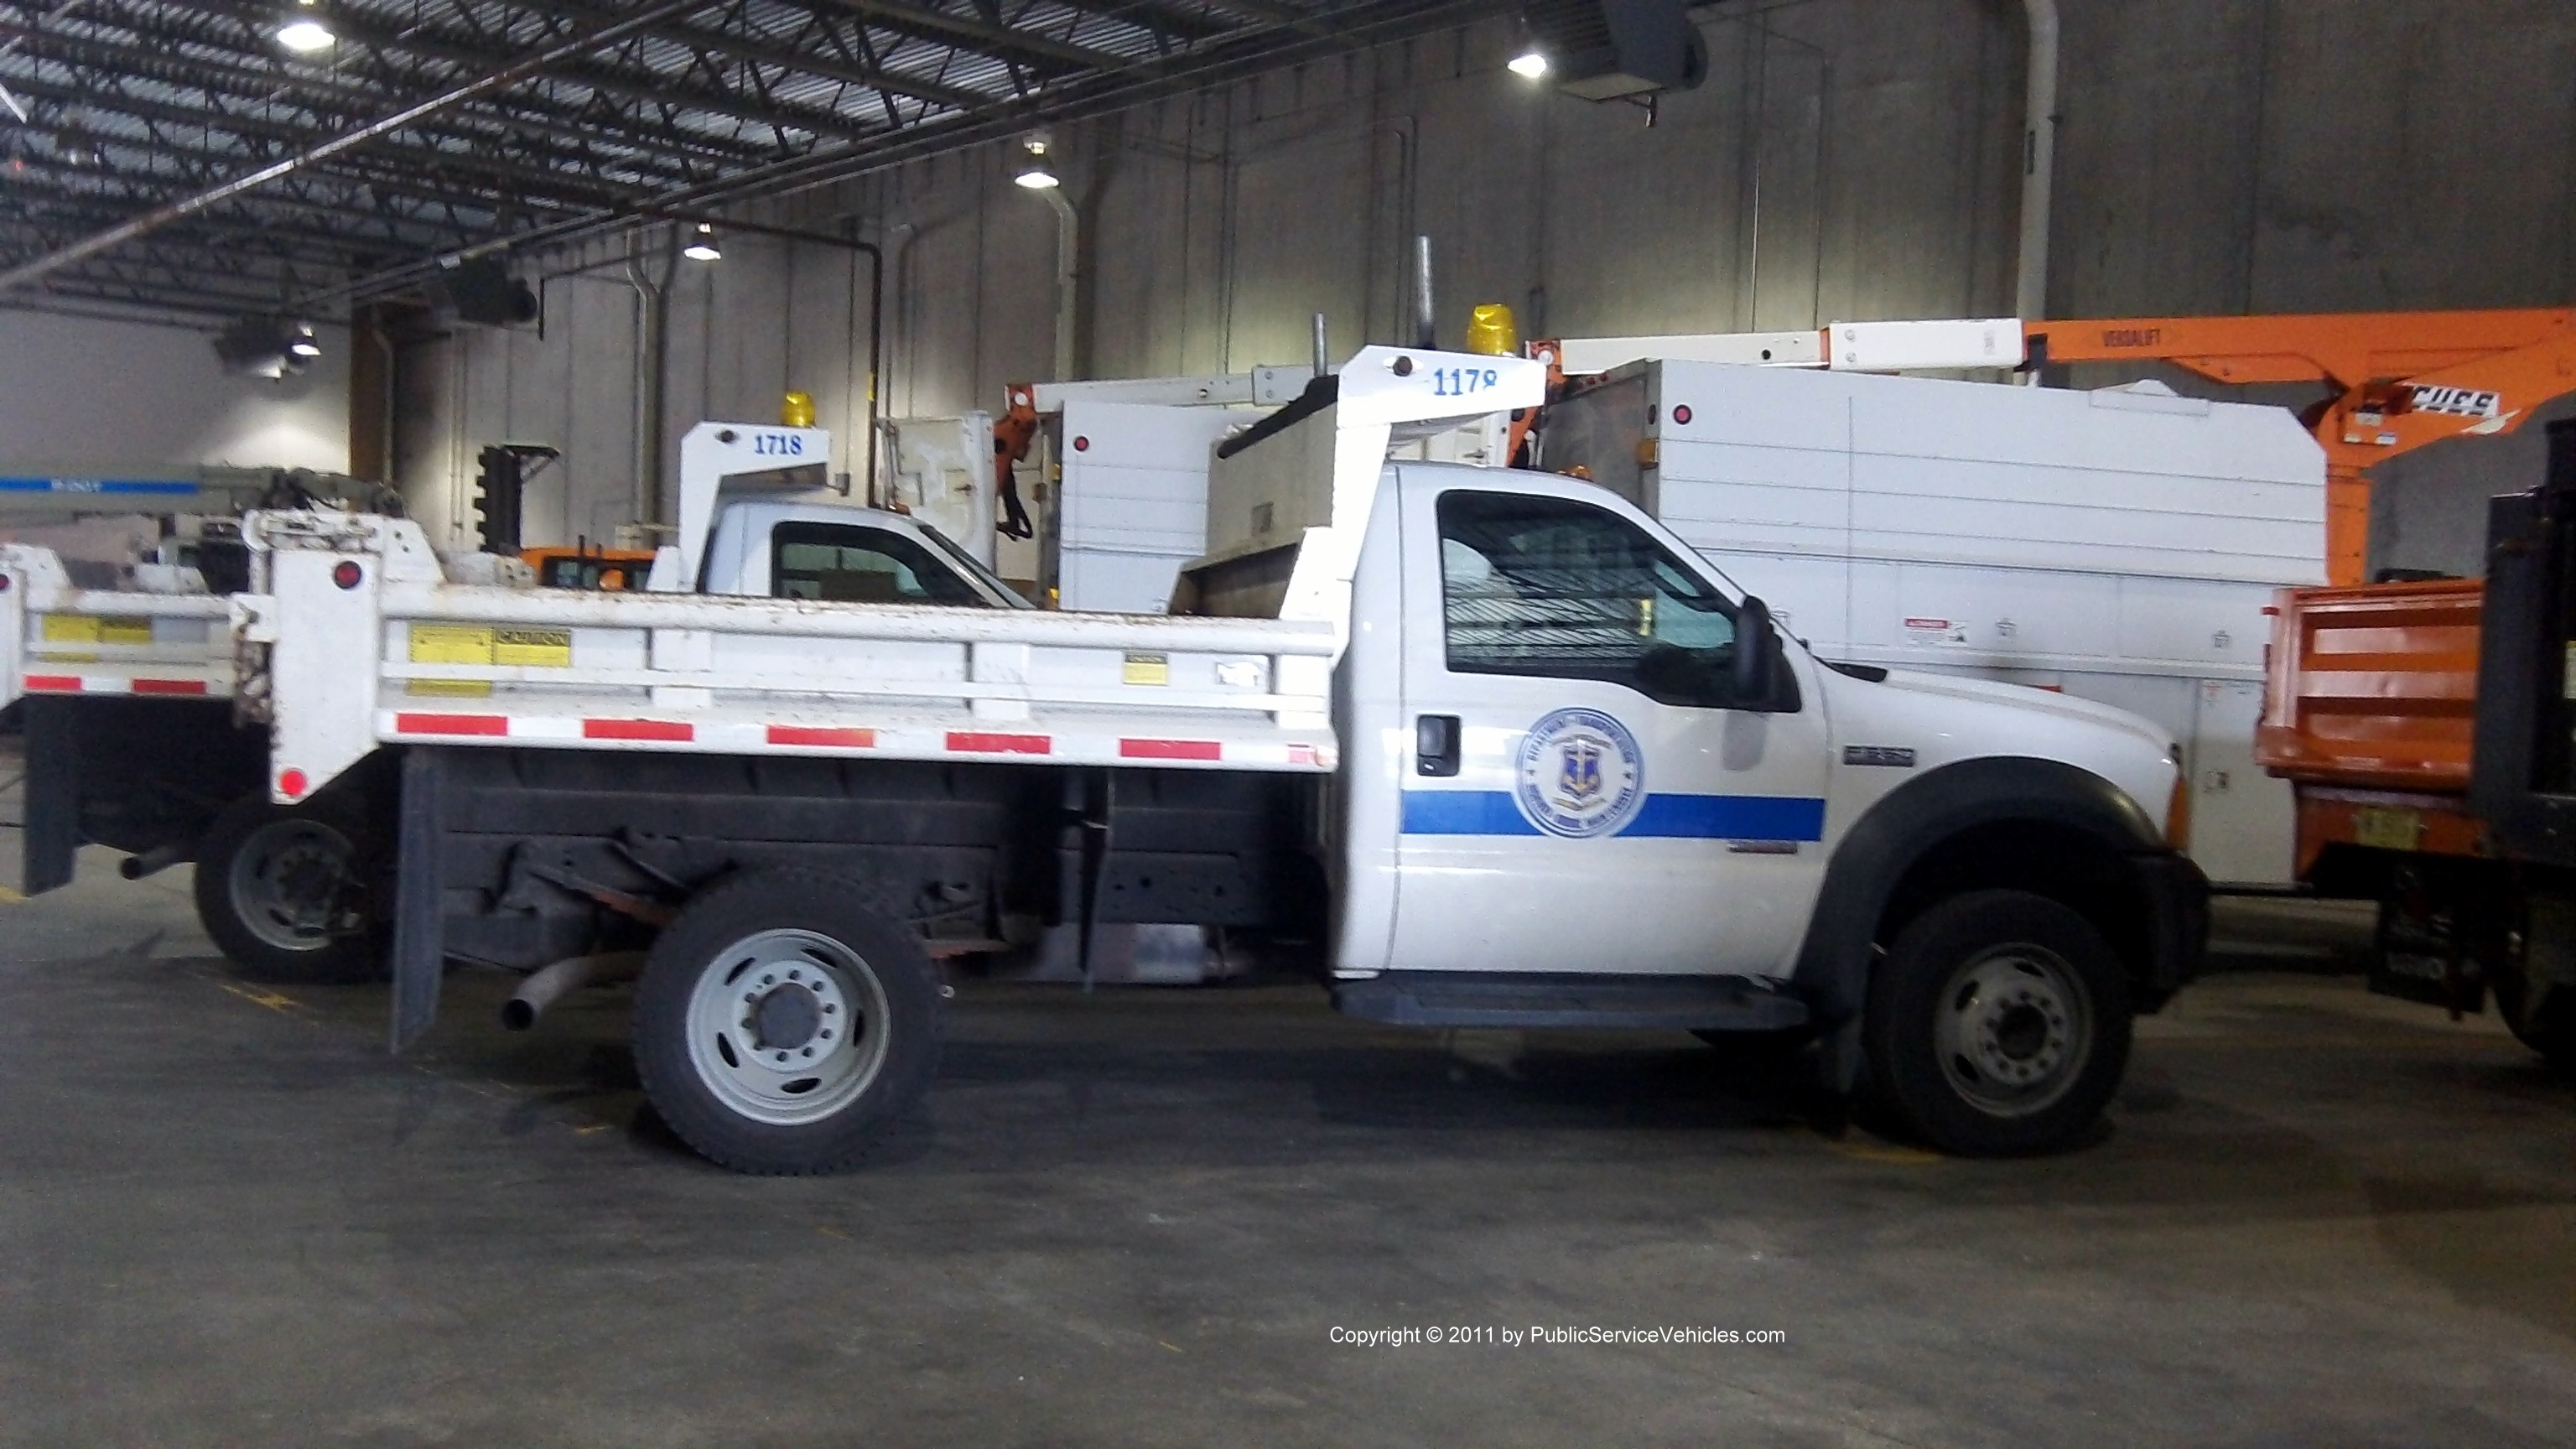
[
  {"xmin": 214, "ymin": 980, "xmax": 304, "ymax": 1016},
  {"xmin": 1823, "ymin": 1129, "xmax": 1937, "ymax": 1160},
  {"xmin": 817, "ymin": 1224, "xmax": 850, "ymax": 1240},
  {"xmin": 0, "ymin": 885, "xmax": 23, "ymax": 905}
]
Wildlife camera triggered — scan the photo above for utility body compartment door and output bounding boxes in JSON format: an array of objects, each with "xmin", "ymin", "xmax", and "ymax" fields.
[{"xmin": 1389, "ymin": 470, "xmax": 1833, "ymax": 977}]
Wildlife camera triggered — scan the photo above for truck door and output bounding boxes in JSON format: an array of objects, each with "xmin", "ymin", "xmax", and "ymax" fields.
[{"xmin": 1391, "ymin": 474, "xmax": 1833, "ymax": 978}]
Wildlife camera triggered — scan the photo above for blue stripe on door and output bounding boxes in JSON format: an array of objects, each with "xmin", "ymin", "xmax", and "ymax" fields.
[
  {"xmin": 1400, "ymin": 791, "xmax": 1826, "ymax": 841},
  {"xmin": 1400, "ymin": 791, "xmax": 1543, "ymax": 836}
]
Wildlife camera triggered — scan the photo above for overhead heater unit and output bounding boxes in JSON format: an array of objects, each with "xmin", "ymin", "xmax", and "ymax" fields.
[
  {"xmin": 1524, "ymin": 0, "xmax": 1708, "ymax": 102},
  {"xmin": 434, "ymin": 257, "xmax": 539, "ymax": 326}
]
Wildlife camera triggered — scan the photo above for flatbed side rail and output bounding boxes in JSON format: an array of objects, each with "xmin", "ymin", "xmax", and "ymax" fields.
[
  {"xmin": 245, "ymin": 518, "xmax": 1340, "ymax": 803},
  {"xmin": 2, "ymin": 543, "xmax": 236, "ymax": 705}
]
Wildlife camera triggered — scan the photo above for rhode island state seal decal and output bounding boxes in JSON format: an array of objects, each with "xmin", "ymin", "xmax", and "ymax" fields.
[{"xmin": 1514, "ymin": 708, "xmax": 1644, "ymax": 839}]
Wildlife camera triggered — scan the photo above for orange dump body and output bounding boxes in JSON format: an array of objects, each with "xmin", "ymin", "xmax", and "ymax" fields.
[
  {"xmin": 2257, "ymin": 579, "xmax": 2488, "ymax": 875},
  {"xmin": 2257, "ymin": 579, "xmax": 2484, "ymax": 791}
]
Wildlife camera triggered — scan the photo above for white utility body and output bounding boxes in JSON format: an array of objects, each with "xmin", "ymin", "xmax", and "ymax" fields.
[{"xmin": 176, "ymin": 345, "xmax": 2205, "ymax": 1176}]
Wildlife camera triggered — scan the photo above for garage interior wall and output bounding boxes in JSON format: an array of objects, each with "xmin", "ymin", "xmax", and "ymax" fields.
[
  {"xmin": 0, "ymin": 308, "xmax": 351, "ymax": 477},
  {"xmin": 384, "ymin": 0, "xmax": 2576, "ymax": 576}
]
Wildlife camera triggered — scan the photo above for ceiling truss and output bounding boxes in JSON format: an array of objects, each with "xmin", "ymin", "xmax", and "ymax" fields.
[{"xmin": 0, "ymin": 0, "xmax": 1499, "ymax": 319}]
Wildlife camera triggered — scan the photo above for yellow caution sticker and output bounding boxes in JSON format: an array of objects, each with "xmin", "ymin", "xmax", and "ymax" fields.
[
  {"xmin": 40, "ymin": 615, "xmax": 153, "ymax": 646},
  {"xmin": 1122, "ymin": 651, "xmax": 1171, "ymax": 687},
  {"xmin": 408, "ymin": 623, "xmax": 494, "ymax": 696},
  {"xmin": 409, "ymin": 623, "xmax": 495, "ymax": 664},
  {"xmin": 405, "ymin": 622, "xmax": 569, "ymax": 695},
  {"xmin": 492, "ymin": 627, "xmax": 573, "ymax": 668}
]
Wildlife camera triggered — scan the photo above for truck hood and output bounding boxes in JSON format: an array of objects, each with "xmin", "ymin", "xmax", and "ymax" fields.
[
  {"xmin": 1818, "ymin": 660, "xmax": 2182, "ymax": 838},
  {"xmin": 1863, "ymin": 667, "xmax": 2172, "ymax": 755}
]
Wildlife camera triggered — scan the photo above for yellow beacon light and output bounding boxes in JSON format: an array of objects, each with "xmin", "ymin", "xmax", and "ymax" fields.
[
  {"xmin": 782, "ymin": 392, "xmax": 817, "ymax": 428},
  {"xmin": 1465, "ymin": 303, "xmax": 1519, "ymax": 357}
]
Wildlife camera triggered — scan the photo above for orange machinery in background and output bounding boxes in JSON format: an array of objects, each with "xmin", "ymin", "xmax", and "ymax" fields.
[
  {"xmin": 2028, "ymin": 309, "xmax": 2576, "ymax": 586},
  {"xmin": 2254, "ymin": 579, "xmax": 2486, "ymax": 879},
  {"xmin": 521, "ymin": 543, "xmax": 655, "ymax": 592}
]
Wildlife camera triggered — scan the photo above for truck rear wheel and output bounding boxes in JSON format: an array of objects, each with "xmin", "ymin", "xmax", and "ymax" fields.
[
  {"xmin": 1864, "ymin": 890, "xmax": 2132, "ymax": 1156},
  {"xmin": 2491, "ymin": 964, "xmax": 2576, "ymax": 1072},
  {"xmin": 631, "ymin": 870, "xmax": 942, "ymax": 1174},
  {"xmin": 192, "ymin": 794, "xmax": 385, "ymax": 984}
]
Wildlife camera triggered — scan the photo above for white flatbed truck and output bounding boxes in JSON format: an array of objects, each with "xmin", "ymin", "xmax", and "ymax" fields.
[
  {"xmin": 6, "ymin": 348, "xmax": 2206, "ymax": 1171},
  {"xmin": 0, "ymin": 423, "xmax": 1021, "ymax": 980}
]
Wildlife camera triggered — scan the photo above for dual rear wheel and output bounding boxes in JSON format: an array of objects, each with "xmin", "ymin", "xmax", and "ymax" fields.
[
  {"xmin": 631, "ymin": 871, "xmax": 943, "ymax": 1175},
  {"xmin": 192, "ymin": 795, "xmax": 385, "ymax": 984}
]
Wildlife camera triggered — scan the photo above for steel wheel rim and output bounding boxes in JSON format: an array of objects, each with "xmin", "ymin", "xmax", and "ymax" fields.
[
  {"xmin": 683, "ymin": 928, "xmax": 891, "ymax": 1127},
  {"xmin": 226, "ymin": 818, "xmax": 361, "ymax": 953},
  {"xmin": 1933, "ymin": 943, "xmax": 2092, "ymax": 1118}
]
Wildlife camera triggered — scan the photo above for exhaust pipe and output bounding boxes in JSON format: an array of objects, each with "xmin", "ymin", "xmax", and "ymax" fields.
[
  {"xmin": 121, "ymin": 843, "xmax": 187, "ymax": 880},
  {"xmin": 501, "ymin": 952, "xmax": 644, "ymax": 1031}
]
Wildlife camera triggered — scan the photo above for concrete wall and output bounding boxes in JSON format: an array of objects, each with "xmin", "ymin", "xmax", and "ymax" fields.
[
  {"xmin": 396, "ymin": 0, "xmax": 2576, "ymax": 569},
  {"xmin": 0, "ymin": 307, "xmax": 350, "ymax": 476}
]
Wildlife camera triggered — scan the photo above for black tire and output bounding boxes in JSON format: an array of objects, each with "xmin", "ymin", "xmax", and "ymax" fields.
[
  {"xmin": 191, "ymin": 794, "xmax": 386, "ymax": 984},
  {"xmin": 632, "ymin": 870, "xmax": 943, "ymax": 1175},
  {"xmin": 1864, "ymin": 890, "xmax": 2133, "ymax": 1156},
  {"xmin": 2491, "ymin": 963, "xmax": 2576, "ymax": 1072}
]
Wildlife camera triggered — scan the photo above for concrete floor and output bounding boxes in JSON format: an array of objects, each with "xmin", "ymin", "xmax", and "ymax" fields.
[{"xmin": 4, "ymin": 766, "xmax": 2576, "ymax": 1445}]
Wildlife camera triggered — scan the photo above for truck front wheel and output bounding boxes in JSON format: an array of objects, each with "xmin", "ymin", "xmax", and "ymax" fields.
[
  {"xmin": 192, "ymin": 795, "xmax": 385, "ymax": 984},
  {"xmin": 1864, "ymin": 890, "xmax": 2133, "ymax": 1156},
  {"xmin": 632, "ymin": 871, "xmax": 943, "ymax": 1174}
]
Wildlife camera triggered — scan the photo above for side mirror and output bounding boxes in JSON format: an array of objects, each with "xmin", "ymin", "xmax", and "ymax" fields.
[{"xmin": 1732, "ymin": 595, "xmax": 1777, "ymax": 707}]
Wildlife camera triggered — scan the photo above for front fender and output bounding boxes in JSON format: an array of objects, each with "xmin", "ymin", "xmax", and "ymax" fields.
[{"xmin": 1794, "ymin": 756, "xmax": 2204, "ymax": 1021}]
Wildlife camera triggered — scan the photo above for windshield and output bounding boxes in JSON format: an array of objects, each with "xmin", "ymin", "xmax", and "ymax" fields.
[{"xmin": 917, "ymin": 520, "xmax": 1035, "ymax": 609}]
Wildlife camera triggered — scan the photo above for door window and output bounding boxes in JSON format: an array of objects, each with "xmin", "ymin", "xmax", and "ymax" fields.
[
  {"xmin": 771, "ymin": 522, "xmax": 987, "ymax": 605},
  {"xmin": 1438, "ymin": 489, "xmax": 1780, "ymax": 709}
]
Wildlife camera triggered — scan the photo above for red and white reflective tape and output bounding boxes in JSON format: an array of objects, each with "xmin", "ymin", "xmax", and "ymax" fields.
[
  {"xmin": 21, "ymin": 672, "xmax": 224, "ymax": 698},
  {"xmin": 378, "ymin": 710, "xmax": 1331, "ymax": 771}
]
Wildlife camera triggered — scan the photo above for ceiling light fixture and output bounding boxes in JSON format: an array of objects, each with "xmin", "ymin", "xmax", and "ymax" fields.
[
  {"xmin": 213, "ymin": 316, "xmax": 314, "ymax": 381},
  {"xmin": 682, "ymin": 221, "xmax": 722, "ymax": 262},
  {"xmin": 1508, "ymin": 48, "xmax": 1550, "ymax": 79},
  {"xmin": 276, "ymin": 0, "xmax": 336, "ymax": 53},
  {"xmin": 1012, "ymin": 132, "xmax": 1059, "ymax": 190}
]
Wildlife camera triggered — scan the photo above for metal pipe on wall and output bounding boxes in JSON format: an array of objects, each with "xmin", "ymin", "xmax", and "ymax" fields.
[
  {"xmin": 2014, "ymin": 0, "xmax": 2061, "ymax": 377},
  {"xmin": 626, "ymin": 228, "xmax": 680, "ymax": 526},
  {"xmin": 1039, "ymin": 187, "xmax": 1078, "ymax": 382}
]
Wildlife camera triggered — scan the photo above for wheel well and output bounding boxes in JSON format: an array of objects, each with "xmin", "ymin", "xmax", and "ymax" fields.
[{"xmin": 1877, "ymin": 821, "xmax": 2154, "ymax": 989}]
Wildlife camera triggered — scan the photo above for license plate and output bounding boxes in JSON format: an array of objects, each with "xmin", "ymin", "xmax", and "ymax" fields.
[{"xmin": 2353, "ymin": 807, "xmax": 2424, "ymax": 851}]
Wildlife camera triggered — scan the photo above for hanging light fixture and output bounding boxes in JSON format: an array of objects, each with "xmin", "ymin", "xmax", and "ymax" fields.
[
  {"xmin": 682, "ymin": 222, "xmax": 722, "ymax": 262},
  {"xmin": 1508, "ymin": 44, "xmax": 1550, "ymax": 79},
  {"xmin": 288, "ymin": 321, "xmax": 322, "ymax": 358},
  {"xmin": 1012, "ymin": 132, "xmax": 1059, "ymax": 190},
  {"xmin": 276, "ymin": 0, "xmax": 336, "ymax": 54},
  {"xmin": 53, "ymin": 106, "xmax": 103, "ymax": 169}
]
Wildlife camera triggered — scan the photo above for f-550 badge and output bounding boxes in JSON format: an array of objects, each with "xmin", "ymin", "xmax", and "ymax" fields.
[{"xmin": 1515, "ymin": 708, "xmax": 1644, "ymax": 839}]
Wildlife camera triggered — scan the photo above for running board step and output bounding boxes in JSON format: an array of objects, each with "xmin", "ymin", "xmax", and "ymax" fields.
[{"xmin": 1334, "ymin": 972, "xmax": 1810, "ymax": 1031}]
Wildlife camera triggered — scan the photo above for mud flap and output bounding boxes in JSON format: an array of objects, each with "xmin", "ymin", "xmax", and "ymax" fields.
[
  {"xmin": 19, "ymin": 697, "xmax": 80, "ymax": 896},
  {"xmin": 389, "ymin": 747, "xmax": 444, "ymax": 1051}
]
